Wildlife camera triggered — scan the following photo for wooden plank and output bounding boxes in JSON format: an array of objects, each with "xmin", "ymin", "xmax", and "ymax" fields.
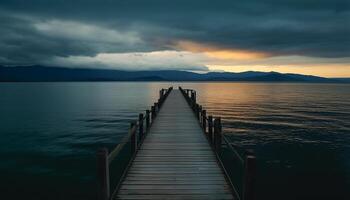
[
  {"xmin": 133, "ymin": 158, "xmax": 217, "ymax": 162},
  {"xmin": 120, "ymin": 185, "xmax": 231, "ymax": 190},
  {"xmin": 126, "ymin": 173, "xmax": 225, "ymax": 177},
  {"xmin": 124, "ymin": 177, "xmax": 226, "ymax": 181},
  {"xmin": 133, "ymin": 160, "xmax": 217, "ymax": 163},
  {"xmin": 122, "ymin": 181, "xmax": 228, "ymax": 185},
  {"xmin": 131, "ymin": 164, "xmax": 219, "ymax": 167},
  {"xmin": 118, "ymin": 189, "xmax": 231, "ymax": 195},
  {"xmin": 115, "ymin": 194, "xmax": 234, "ymax": 200}
]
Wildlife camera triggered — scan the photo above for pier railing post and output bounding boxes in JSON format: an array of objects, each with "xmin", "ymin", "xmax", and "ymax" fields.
[
  {"xmin": 97, "ymin": 148, "xmax": 110, "ymax": 200},
  {"xmin": 154, "ymin": 102, "xmax": 158, "ymax": 113},
  {"xmin": 130, "ymin": 123, "xmax": 137, "ymax": 154},
  {"xmin": 138, "ymin": 113, "xmax": 144, "ymax": 142},
  {"xmin": 243, "ymin": 152, "xmax": 256, "ymax": 200},
  {"xmin": 196, "ymin": 104, "xmax": 200, "ymax": 119},
  {"xmin": 159, "ymin": 89, "xmax": 164, "ymax": 100},
  {"xmin": 146, "ymin": 110, "xmax": 150, "ymax": 131},
  {"xmin": 199, "ymin": 106, "xmax": 202, "ymax": 123},
  {"xmin": 214, "ymin": 118, "xmax": 222, "ymax": 154},
  {"xmin": 202, "ymin": 110, "xmax": 207, "ymax": 132},
  {"xmin": 191, "ymin": 91, "xmax": 196, "ymax": 105},
  {"xmin": 151, "ymin": 106, "xmax": 156, "ymax": 123},
  {"xmin": 208, "ymin": 115, "xmax": 213, "ymax": 144},
  {"xmin": 151, "ymin": 106, "xmax": 155, "ymax": 121},
  {"xmin": 193, "ymin": 91, "xmax": 197, "ymax": 104}
]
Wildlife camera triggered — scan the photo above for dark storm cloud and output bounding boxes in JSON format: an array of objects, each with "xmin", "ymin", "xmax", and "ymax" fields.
[{"xmin": 0, "ymin": 0, "xmax": 349, "ymax": 66}]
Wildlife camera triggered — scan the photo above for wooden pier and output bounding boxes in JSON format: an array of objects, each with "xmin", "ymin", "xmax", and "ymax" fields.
[{"xmin": 97, "ymin": 87, "xmax": 256, "ymax": 200}]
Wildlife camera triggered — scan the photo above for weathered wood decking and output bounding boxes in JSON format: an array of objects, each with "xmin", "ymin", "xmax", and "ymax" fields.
[{"xmin": 114, "ymin": 90, "xmax": 234, "ymax": 200}]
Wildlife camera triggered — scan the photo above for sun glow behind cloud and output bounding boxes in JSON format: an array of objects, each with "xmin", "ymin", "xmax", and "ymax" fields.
[
  {"xmin": 175, "ymin": 40, "xmax": 269, "ymax": 60},
  {"xmin": 173, "ymin": 40, "xmax": 350, "ymax": 77}
]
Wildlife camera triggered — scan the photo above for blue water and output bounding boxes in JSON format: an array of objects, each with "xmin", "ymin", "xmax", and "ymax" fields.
[{"xmin": 0, "ymin": 82, "xmax": 349, "ymax": 199}]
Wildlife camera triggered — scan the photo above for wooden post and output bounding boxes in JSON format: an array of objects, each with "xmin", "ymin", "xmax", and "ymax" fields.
[
  {"xmin": 138, "ymin": 113, "xmax": 144, "ymax": 142},
  {"xmin": 193, "ymin": 91, "xmax": 197, "ymax": 103},
  {"xmin": 97, "ymin": 148, "xmax": 110, "ymax": 200},
  {"xmin": 130, "ymin": 122, "xmax": 137, "ymax": 154},
  {"xmin": 191, "ymin": 91, "xmax": 195, "ymax": 104},
  {"xmin": 208, "ymin": 115, "xmax": 213, "ymax": 144},
  {"xmin": 214, "ymin": 118, "xmax": 222, "ymax": 154},
  {"xmin": 202, "ymin": 110, "xmax": 207, "ymax": 132},
  {"xmin": 199, "ymin": 106, "xmax": 202, "ymax": 123},
  {"xmin": 159, "ymin": 89, "xmax": 164, "ymax": 99},
  {"xmin": 154, "ymin": 102, "xmax": 158, "ymax": 113},
  {"xmin": 146, "ymin": 110, "xmax": 150, "ymax": 131},
  {"xmin": 243, "ymin": 153, "xmax": 256, "ymax": 200},
  {"xmin": 196, "ymin": 104, "xmax": 200, "ymax": 119},
  {"xmin": 151, "ymin": 106, "xmax": 155, "ymax": 121}
]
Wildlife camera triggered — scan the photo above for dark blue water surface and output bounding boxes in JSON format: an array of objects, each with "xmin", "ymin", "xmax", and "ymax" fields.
[{"xmin": 0, "ymin": 82, "xmax": 349, "ymax": 200}]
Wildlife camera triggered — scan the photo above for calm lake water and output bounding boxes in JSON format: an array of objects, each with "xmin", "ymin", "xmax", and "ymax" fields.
[{"xmin": 0, "ymin": 82, "xmax": 349, "ymax": 200}]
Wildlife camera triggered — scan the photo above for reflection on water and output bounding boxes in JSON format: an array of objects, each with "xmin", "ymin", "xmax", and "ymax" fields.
[
  {"xmin": 184, "ymin": 83, "xmax": 350, "ymax": 200},
  {"xmin": 0, "ymin": 82, "xmax": 349, "ymax": 200}
]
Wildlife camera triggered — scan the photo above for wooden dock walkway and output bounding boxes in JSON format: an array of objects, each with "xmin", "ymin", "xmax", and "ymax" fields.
[
  {"xmin": 97, "ymin": 87, "xmax": 256, "ymax": 200},
  {"xmin": 115, "ymin": 89, "xmax": 233, "ymax": 200}
]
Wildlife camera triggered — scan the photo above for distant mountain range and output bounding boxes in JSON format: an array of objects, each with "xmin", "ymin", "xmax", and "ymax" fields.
[{"xmin": 0, "ymin": 65, "xmax": 349, "ymax": 83}]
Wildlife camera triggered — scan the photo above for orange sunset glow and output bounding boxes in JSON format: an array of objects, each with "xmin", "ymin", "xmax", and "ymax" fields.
[
  {"xmin": 174, "ymin": 40, "xmax": 350, "ymax": 77},
  {"xmin": 175, "ymin": 40, "xmax": 269, "ymax": 60}
]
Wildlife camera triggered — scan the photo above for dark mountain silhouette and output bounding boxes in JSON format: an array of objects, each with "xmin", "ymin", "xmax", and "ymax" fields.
[
  {"xmin": 331, "ymin": 78, "xmax": 350, "ymax": 83},
  {"xmin": 0, "ymin": 65, "xmax": 346, "ymax": 82}
]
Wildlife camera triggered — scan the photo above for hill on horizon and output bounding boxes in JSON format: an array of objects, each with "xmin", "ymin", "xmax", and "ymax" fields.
[{"xmin": 0, "ymin": 65, "xmax": 348, "ymax": 83}]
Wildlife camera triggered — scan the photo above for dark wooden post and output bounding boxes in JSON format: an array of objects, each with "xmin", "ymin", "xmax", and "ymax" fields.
[
  {"xmin": 160, "ymin": 89, "xmax": 164, "ymax": 99},
  {"xmin": 214, "ymin": 118, "xmax": 222, "ymax": 154},
  {"xmin": 151, "ymin": 106, "xmax": 155, "ymax": 121},
  {"xmin": 154, "ymin": 102, "xmax": 158, "ymax": 113},
  {"xmin": 196, "ymin": 104, "xmax": 200, "ymax": 119},
  {"xmin": 138, "ymin": 113, "xmax": 144, "ymax": 142},
  {"xmin": 130, "ymin": 122, "xmax": 137, "ymax": 154},
  {"xmin": 243, "ymin": 153, "xmax": 256, "ymax": 200},
  {"xmin": 146, "ymin": 110, "xmax": 150, "ymax": 131},
  {"xmin": 208, "ymin": 115, "xmax": 213, "ymax": 144},
  {"xmin": 202, "ymin": 110, "xmax": 207, "ymax": 132},
  {"xmin": 198, "ymin": 106, "xmax": 203, "ymax": 123},
  {"xmin": 191, "ymin": 91, "xmax": 195, "ymax": 104},
  {"xmin": 193, "ymin": 91, "xmax": 197, "ymax": 103},
  {"xmin": 97, "ymin": 148, "xmax": 110, "ymax": 200}
]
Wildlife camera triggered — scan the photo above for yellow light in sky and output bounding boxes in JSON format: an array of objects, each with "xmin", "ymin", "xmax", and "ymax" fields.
[
  {"xmin": 175, "ymin": 40, "xmax": 269, "ymax": 60},
  {"xmin": 174, "ymin": 40, "xmax": 350, "ymax": 77},
  {"xmin": 207, "ymin": 64, "xmax": 350, "ymax": 78},
  {"xmin": 205, "ymin": 50, "xmax": 267, "ymax": 60}
]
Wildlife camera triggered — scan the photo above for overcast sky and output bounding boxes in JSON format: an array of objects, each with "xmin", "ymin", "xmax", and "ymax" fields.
[{"xmin": 0, "ymin": 0, "xmax": 349, "ymax": 77}]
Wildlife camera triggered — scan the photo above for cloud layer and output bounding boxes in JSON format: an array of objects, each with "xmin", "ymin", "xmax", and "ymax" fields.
[{"xmin": 0, "ymin": 0, "xmax": 349, "ymax": 74}]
